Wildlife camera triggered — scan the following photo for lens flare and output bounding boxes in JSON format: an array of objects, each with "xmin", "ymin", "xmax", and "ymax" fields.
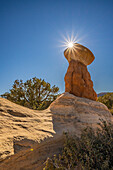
[
  {"xmin": 68, "ymin": 42, "xmax": 74, "ymax": 48},
  {"xmin": 58, "ymin": 30, "xmax": 86, "ymax": 52},
  {"xmin": 58, "ymin": 32, "xmax": 85, "ymax": 60},
  {"xmin": 59, "ymin": 32, "xmax": 80, "ymax": 51}
]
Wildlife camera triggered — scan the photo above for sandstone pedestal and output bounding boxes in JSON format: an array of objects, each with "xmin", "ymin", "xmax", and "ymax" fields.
[{"xmin": 65, "ymin": 60, "xmax": 97, "ymax": 100}]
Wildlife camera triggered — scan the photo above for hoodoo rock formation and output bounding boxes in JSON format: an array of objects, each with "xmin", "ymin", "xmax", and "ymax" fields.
[
  {"xmin": 0, "ymin": 43, "xmax": 112, "ymax": 170},
  {"xmin": 64, "ymin": 43, "xmax": 97, "ymax": 101}
]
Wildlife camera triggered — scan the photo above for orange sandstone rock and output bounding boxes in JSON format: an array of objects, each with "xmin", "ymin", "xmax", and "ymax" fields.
[
  {"xmin": 64, "ymin": 43, "xmax": 97, "ymax": 101},
  {"xmin": 65, "ymin": 60, "xmax": 97, "ymax": 101}
]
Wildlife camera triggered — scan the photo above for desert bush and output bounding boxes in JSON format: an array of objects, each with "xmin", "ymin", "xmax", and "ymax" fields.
[
  {"xmin": 98, "ymin": 93, "xmax": 113, "ymax": 115},
  {"xmin": 44, "ymin": 120, "xmax": 113, "ymax": 170},
  {"xmin": 110, "ymin": 109, "xmax": 113, "ymax": 115},
  {"xmin": 1, "ymin": 77, "xmax": 59, "ymax": 110}
]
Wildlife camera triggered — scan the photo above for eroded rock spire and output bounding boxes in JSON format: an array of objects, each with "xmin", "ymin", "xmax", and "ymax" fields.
[{"xmin": 64, "ymin": 43, "xmax": 97, "ymax": 101}]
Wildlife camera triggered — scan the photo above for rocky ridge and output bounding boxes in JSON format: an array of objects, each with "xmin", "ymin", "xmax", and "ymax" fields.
[{"xmin": 0, "ymin": 93, "xmax": 112, "ymax": 170}]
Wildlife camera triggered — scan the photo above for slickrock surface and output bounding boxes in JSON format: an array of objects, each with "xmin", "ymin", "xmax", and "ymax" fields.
[
  {"xmin": 50, "ymin": 92, "xmax": 112, "ymax": 136},
  {"xmin": 65, "ymin": 60, "xmax": 97, "ymax": 101},
  {"xmin": 0, "ymin": 94, "xmax": 112, "ymax": 170},
  {"xmin": 0, "ymin": 97, "xmax": 55, "ymax": 161}
]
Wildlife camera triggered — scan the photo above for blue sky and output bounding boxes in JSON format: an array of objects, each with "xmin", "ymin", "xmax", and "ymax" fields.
[{"xmin": 0, "ymin": 0, "xmax": 113, "ymax": 94}]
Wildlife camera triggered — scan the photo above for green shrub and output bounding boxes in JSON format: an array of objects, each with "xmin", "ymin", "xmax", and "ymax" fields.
[
  {"xmin": 110, "ymin": 109, "xmax": 113, "ymax": 115},
  {"xmin": 97, "ymin": 93, "xmax": 113, "ymax": 114},
  {"xmin": 44, "ymin": 120, "xmax": 113, "ymax": 170},
  {"xmin": 1, "ymin": 77, "xmax": 59, "ymax": 110}
]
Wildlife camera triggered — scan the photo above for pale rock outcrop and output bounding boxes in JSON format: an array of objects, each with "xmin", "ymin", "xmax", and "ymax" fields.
[
  {"xmin": 50, "ymin": 92, "xmax": 112, "ymax": 136},
  {"xmin": 0, "ymin": 94, "xmax": 112, "ymax": 170},
  {"xmin": 0, "ymin": 97, "xmax": 55, "ymax": 162}
]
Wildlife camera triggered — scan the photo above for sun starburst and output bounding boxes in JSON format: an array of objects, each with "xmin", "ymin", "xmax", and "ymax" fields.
[
  {"xmin": 59, "ymin": 31, "xmax": 83, "ymax": 52},
  {"xmin": 57, "ymin": 31, "xmax": 86, "ymax": 57},
  {"xmin": 58, "ymin": 32, "xmax": 84, "ymax": 59},
  {"xmin": 68, "ymin": 42, "xmax": 74, "ymax": 48}
]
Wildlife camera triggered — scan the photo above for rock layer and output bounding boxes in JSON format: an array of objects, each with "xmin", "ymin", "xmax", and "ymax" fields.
[
  {"xmin": 0, "ymin": 95, "xmax": 112, "ymax": 169},
  {"xmin": 65, "ymin": 60, "xmax": 97, "ymax": 101}
]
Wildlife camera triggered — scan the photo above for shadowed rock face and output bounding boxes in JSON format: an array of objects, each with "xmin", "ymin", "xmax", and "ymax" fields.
[
  {"xmin": 65, "ymin": 60, "xmax": 97, "ymax": 101},
  {"xmin": 64, "ymin": 43, "xmax": 97, "ymax": 101}
]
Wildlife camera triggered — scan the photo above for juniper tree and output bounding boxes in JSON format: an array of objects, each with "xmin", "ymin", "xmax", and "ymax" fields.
[{"xmin": 1, "ymin": 77, "xmax": 59, "ymax": 110}]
